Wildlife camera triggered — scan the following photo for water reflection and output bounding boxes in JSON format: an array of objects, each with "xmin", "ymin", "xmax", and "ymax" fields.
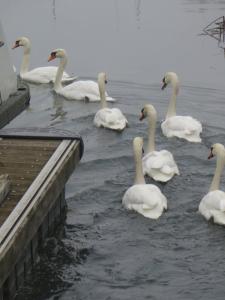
[
  {"xmin": 50, "ymin": 93, "xmax": 67, "ymax": 124},
  {"xmin": 183, "ymin": 0, "xmax": 225, "ymax": 12},
  {"xmin": 113, "ymin": 0, "xmax": 120, "ymax": 32},
  {"xmin": 52, "ymin": 0, "xmax": 56, "ymax": 20},
  {"xmin": 134, "ymin": 0, "xmax": 141, "ymax": 29}
]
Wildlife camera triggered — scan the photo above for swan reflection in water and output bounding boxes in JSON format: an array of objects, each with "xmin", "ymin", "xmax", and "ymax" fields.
[{"xmin": 50, "ymin": 93, "xmax": 67, "ymax": 124}]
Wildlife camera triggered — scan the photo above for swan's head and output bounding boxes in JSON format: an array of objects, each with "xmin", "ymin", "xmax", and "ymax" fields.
[
  {"xmin": 12, "ymin": 37, "xmax": 30, "ymax": 49},
  {"xmin": 139, "ymin": 104, "xmax": 157, "ymax": 121},
  {"xmin": 161, "ymin": 72, "xmax": 179, "ymax": 91},
  {"xmin": 48, "ymin": 49, "xmax": 66, "ymax": 61},
  {"xmin": 98, "ymin": 72, "xmax": 107, "ymax": 85},
  {"xmin": 208, "ymin": 143, "xmax": 225, "ymax": 160}
]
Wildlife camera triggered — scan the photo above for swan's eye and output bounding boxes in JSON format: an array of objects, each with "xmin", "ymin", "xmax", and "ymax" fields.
[
  {"xmin": 16, "ymin": 40, "xmax": 20, "ymax": 45},
  {"xmin": 105, "ymin": 80, "xmax": 108, "ymax": 84},
  {"xmin": 162, "ymin": 77, "xmax": 166, "ymax": 83},
  {"xmin": 51, "ymin": 51, "xmax": 56, "ymax": 57},
  {"xmin": 141, "ymin": 108, "xmax": 144, "ymax": 113}
]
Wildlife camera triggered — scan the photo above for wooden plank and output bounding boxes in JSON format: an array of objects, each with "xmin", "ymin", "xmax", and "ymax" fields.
[{"xmin": 0, "ymin": 139, "xmax": 60, "ymax": 226}]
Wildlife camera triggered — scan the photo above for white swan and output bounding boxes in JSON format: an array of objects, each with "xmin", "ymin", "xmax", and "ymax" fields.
[
  {"xmin": 161, "ymin": 72, "xmax": 202, "ymax": 143},
  {"xmin": 122, "ymin": 137, "xmax": 167, "ymax": 219},
  {"xmin": 12, "ymin": 37, "xmax": 76, "ymax": 84},
  {"xmin": 93, "ymin": 72, "xmax": 128, "ymax": 131},
  {"xmin": 139, "ymin": 104, "xmax": 179, "ymax": 182},
  {"xmin": 199, "ymin": 143, "xmax": 225, "ymax": 225},
  {"xmin": 48, "ymin": 49, "xmax": 115, "ymax": 102}
]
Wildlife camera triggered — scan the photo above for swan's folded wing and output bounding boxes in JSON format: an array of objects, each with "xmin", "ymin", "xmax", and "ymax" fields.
[
  {"xmin": 24, "ymin": 66, "xmax": 76, "ymax": 83},
  {"xmin": 143, "ymin": 151, "xmax": 170, "ymax": 170},
  {"xmin": 123, "ymin": 184, "xmax": 165, "ymax": 208},
  {"xmin": 202, "ymin": 191, "xmax": 225, "ymax": 211},
  {"xmin": 165, "ymin": 116, "xmax": 202, "ymax": 133},
  {"xmin": 94, "ymin": 108, "xmax": 127, "ymax": 130},
  {"xmin": 62, "ymin": 80, "xmax": 115, "ymax": 101}
]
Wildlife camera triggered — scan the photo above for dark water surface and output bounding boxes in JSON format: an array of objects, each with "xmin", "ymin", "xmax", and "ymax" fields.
[{"xmin": 1, "ymin": 1, "xmax": 225, "ymax": 299}]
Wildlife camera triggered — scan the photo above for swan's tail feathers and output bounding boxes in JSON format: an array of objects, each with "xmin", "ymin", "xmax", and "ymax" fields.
[
  {"xmin": 161, "ymin": 165, "xmax": 173, "ymax": 175},
  {"xmin": 61, "ymin": 75, "xmax": 79, "ymax": 84}
]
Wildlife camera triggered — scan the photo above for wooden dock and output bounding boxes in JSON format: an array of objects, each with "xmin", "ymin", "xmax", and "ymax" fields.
[{"xmin": 0, "ymin": 128, "xmax": 83, "ymax": 299}]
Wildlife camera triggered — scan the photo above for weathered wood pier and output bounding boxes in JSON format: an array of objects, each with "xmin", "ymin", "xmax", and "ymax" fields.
[{"xmin": 0, "ymin": 129, "xmax": 83, "ymax": 299}]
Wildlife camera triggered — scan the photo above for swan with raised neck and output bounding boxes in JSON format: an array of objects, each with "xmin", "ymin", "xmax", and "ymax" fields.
[
  {"xmin": 161, "ymin": 72, "xmax": 179, "ymax": 119},
  {"xmin": 122, "ymin": 137, "xmax": 167, "ymax": 219},
  {"xmin": 208, "ymin": 143, "xmax": 225, "ymax": 192},
  {"xmin": 94, "ymin": 72, "xmax": 127, "ymax": 130},
  {"xmin": 48, "ymin": 48, "xmax": 68, "ymax": 91},
  {"xmin": 198, "ymin": 143, "xmax": 225, "ymax": 225},
  {"xmin": 139, "ymin": 104, "xmax": 179, "ymax": 182},
  {"xmin": 47, "ymin": 49, "xmax": 114, "ymax": 101},
  {"xmin": 161, "ymin": 71, "xmax": 202, "ymax": 143}
]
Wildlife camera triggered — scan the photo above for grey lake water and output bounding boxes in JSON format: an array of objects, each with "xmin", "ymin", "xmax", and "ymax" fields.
[{"xmin": 1, "ymin": 0, "xmax": 225, "ymax": 299}]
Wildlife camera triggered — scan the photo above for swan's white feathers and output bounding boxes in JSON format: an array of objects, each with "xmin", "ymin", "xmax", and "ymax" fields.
[
  {"xmin": 161, "ymin": 165, "xmax": 174, "ymax": 175},
  {"xmin": 57, "ymin": 80, "xmax": 115, "ymax": 102},
  {"xmin": 162, "ymin": 115, "xmax": 202, "ymax": 142},
  {"xmin": 94, "ymin": 107, "xmax": 128, "ymax": 131},
  {"xmin": 199, "ymin": 190, "xmax": 225, "ymax": 225},
  {"xmin": 122, "ymin": 184, "xmax": 167, "ymax": 219},
  {"xmin": 142, "ymin": 150, "xmax": 179, "ymax": 182}
]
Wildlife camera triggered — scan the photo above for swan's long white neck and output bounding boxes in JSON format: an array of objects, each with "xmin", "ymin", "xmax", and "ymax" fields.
[
  {"xmin": 134, "ymin": 140, "xmax": 145, "ymax": 185},
  {"xmin": 146, "ymin": 106, "xmax": 156, "ymax": 153},
  {"xmin": 53, "ymin": 55, "xmax": 68, "ymax": 91},
  {"xmin": 98, "ymin": 78, "xmax": 107, "ymax": 109},
  {"xmin": 20, "ymin": 42, "xmax": 31, "ymax": 75},
  {"xmin": 166, "ymin": 80, "xmax": 179, "ymax": 119},
  {"xmin": 210, "ymin": 151, "xmax": 225, "ymax": 191}
]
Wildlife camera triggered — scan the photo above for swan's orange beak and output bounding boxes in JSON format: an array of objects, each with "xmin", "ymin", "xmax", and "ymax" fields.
[
  {"xmin": 48, "ymin": 52, "xmax": 56, "ymax": 62},
  {"xmin": 208, "ymin": 147, "xmax": 214, "ymax": 160}
]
